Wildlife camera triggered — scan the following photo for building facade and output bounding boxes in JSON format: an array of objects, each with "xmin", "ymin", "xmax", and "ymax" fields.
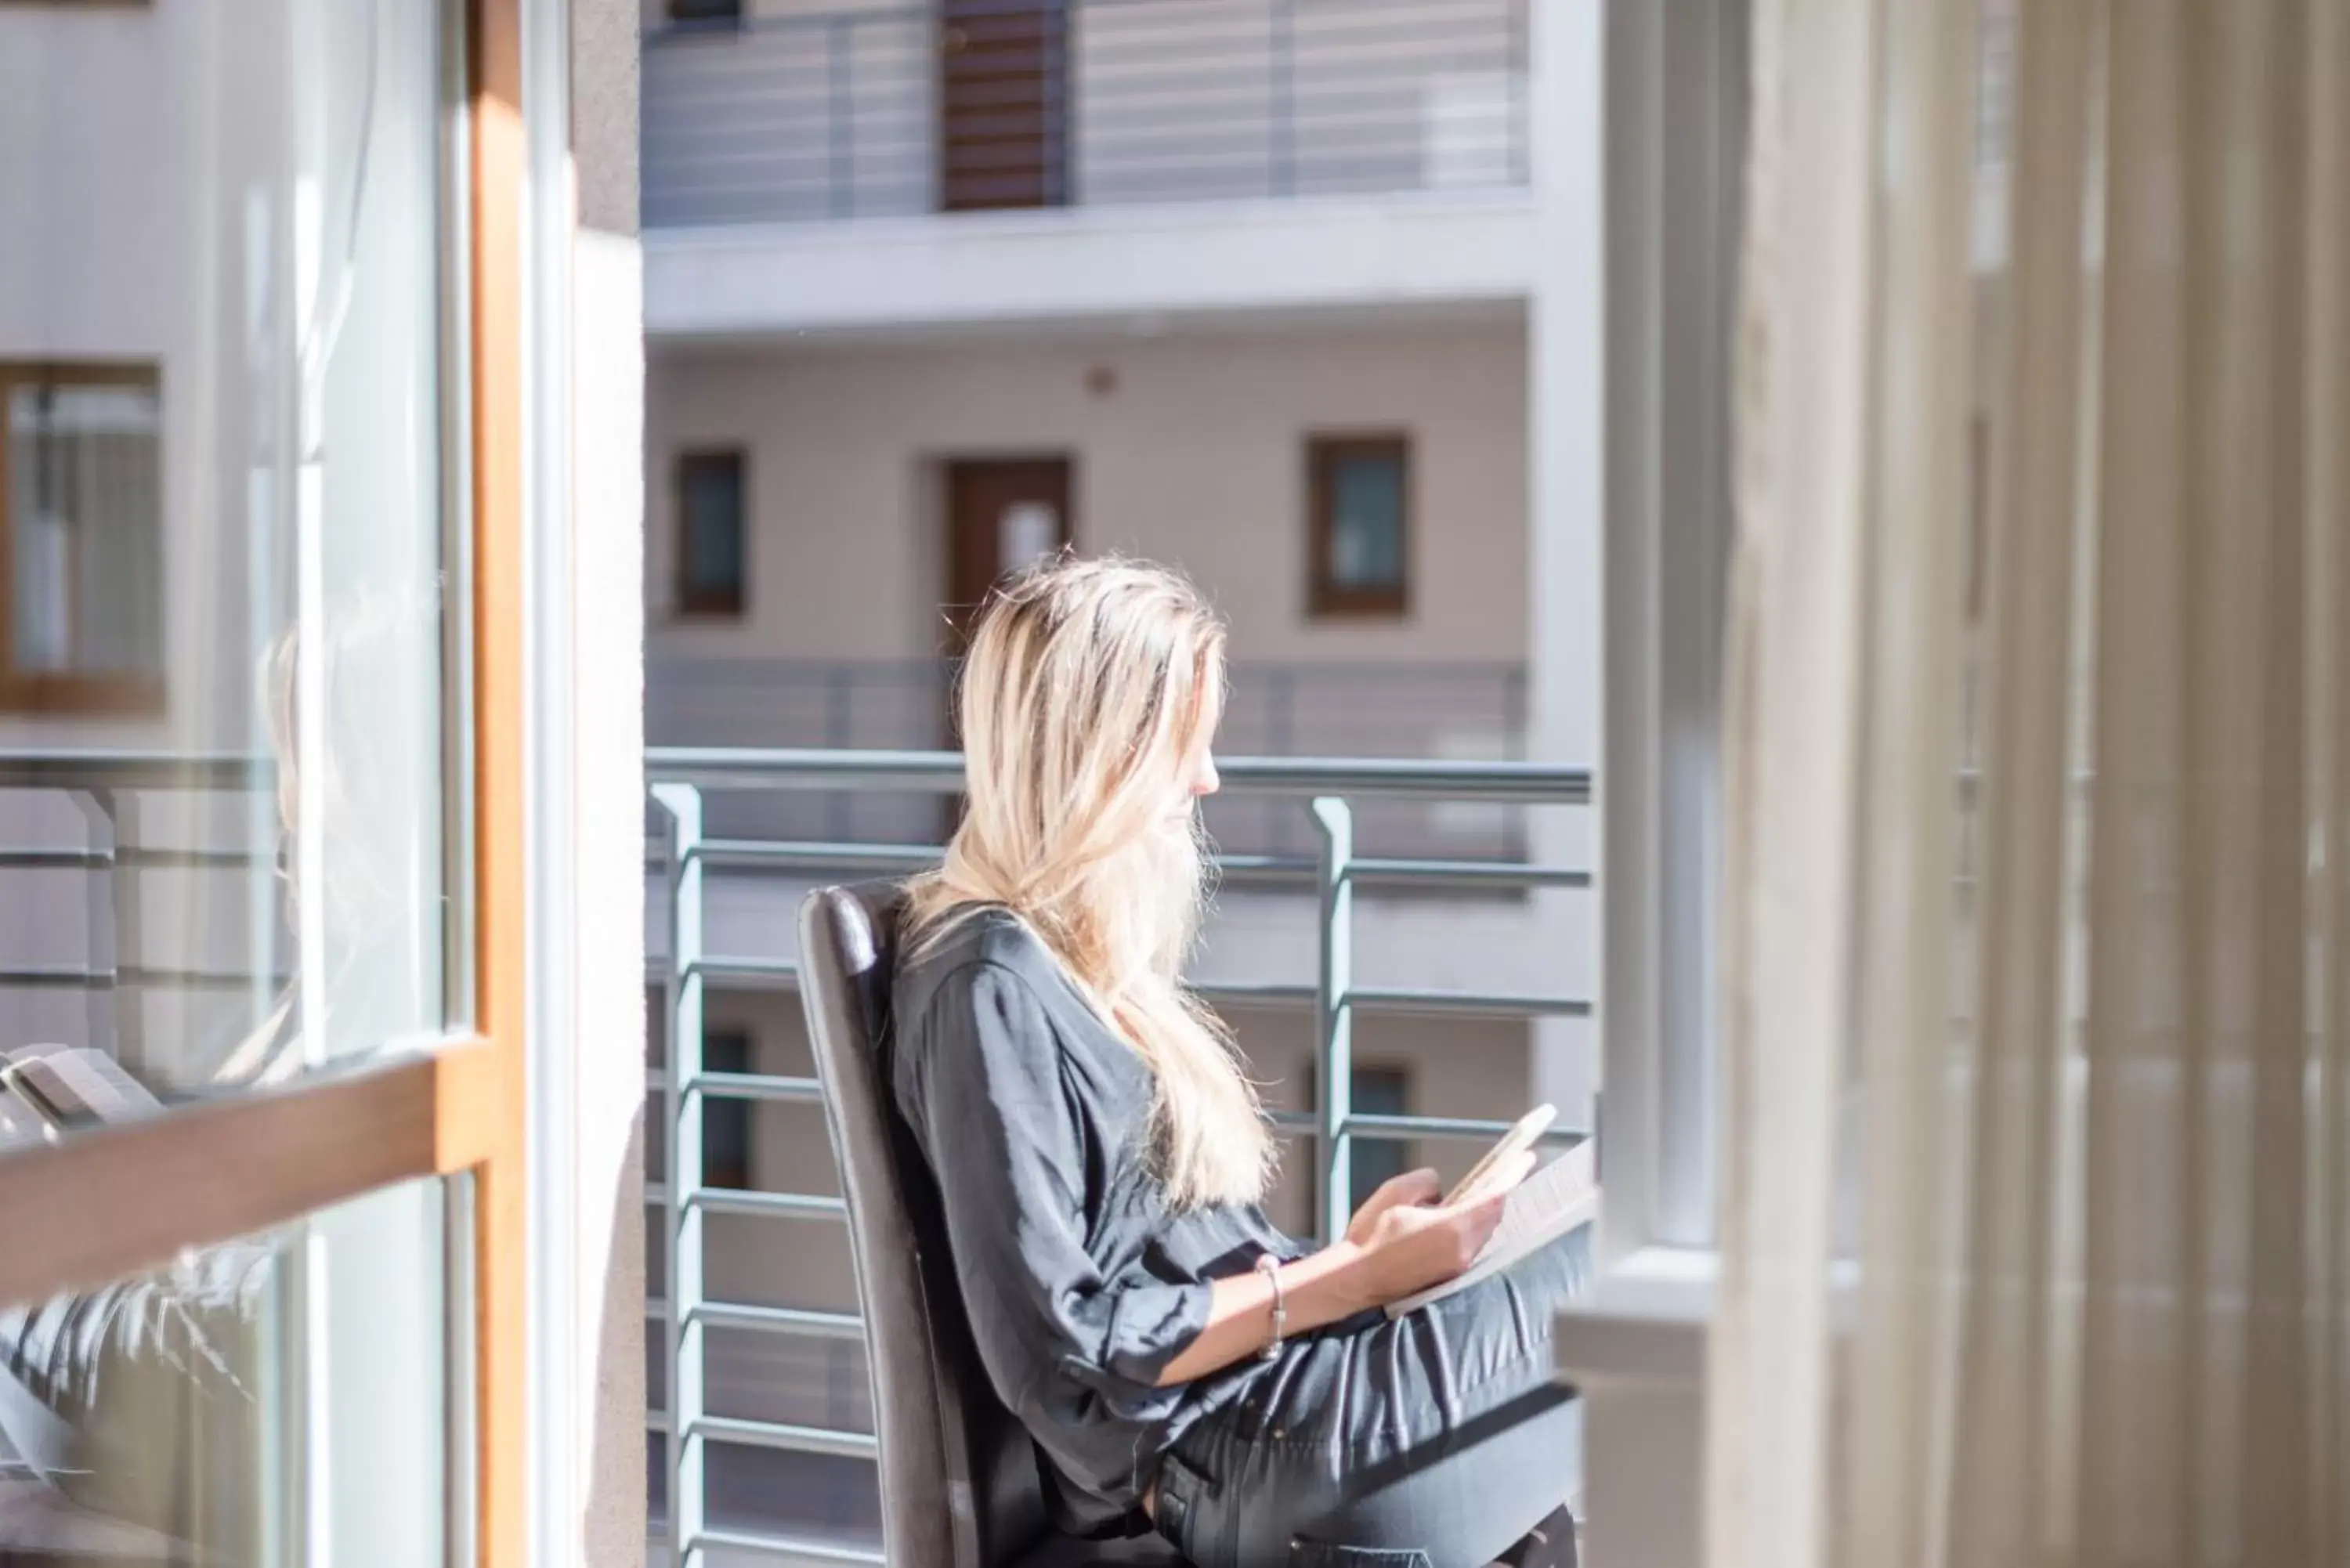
[{"xmin": 632, "ymin": 0, "xmax": 1608, "ymax": 1558}]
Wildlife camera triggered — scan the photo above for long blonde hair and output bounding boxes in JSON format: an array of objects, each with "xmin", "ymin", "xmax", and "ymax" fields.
[{"xmin": 907, "ymin": 556, "xmax": 1274, "ymax": 1209}]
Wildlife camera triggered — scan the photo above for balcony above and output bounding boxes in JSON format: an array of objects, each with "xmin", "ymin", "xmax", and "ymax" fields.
[{"xmin": 641, "ymin": 0, "xmax": 1535, "ymax": 341}]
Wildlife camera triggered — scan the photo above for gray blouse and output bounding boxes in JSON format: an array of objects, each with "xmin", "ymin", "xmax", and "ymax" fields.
[{"xmin": 891, "ymin": 908, "xmax": 1300, "ymax": 1534}]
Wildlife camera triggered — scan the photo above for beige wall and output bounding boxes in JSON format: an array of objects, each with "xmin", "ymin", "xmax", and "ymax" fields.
[{"xmin": 644, "ymin": 321, "xmax": 1531, "ymax": 667}]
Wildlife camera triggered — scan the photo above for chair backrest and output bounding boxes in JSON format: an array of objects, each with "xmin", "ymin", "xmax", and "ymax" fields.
[{"xmin": 797, "ymin": 883, "xmax": 1051, "ymax": 1568}]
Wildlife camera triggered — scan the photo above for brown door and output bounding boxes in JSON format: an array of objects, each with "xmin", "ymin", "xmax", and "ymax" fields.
[
  {"xmin": 937, "ymin": 0, "xmax": 1068, "ymax": 211},
  {"xmin": 942, "ymin": 456, "xmax": 1073, "ymax": 650},
  {"xmin": 938, "ymin": 458, "xmax": 1072, "ymax": 827}
]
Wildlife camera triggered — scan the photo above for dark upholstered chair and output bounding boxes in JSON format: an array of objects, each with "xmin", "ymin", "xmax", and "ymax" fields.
[{"xmin": 797, "ymin": 883, "xmax": 1188, "ymax": 1568}]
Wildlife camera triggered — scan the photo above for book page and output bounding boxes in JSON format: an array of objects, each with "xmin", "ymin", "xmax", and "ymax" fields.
[{"xmin": 1385, "ymin": 1140, "xmax": 1597, "ymax": 1318}]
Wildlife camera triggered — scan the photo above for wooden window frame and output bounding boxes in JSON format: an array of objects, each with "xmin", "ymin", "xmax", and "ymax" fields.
[
  {"xmin": 0, "ymin": 359, "xmax": 168, "ymax": 717},
  {"xmin": 0, "ymin": 1, "xmax": 532, "ymax": 1561},
  {"xmin": 673, "ymin": 446, "xmax": 748, "ymax": 618},
  {"xmin": 1306, "ymin": 432, "xmax": 1412, "ymax": 620}
]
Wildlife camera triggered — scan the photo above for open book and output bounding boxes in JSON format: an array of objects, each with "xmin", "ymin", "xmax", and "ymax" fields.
[{"xmin": 1385, "ymin": 1139, "xmax": 1598, "ymax": 1318}]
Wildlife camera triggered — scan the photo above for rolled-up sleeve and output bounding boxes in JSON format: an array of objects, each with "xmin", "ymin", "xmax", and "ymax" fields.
[{"xmin": 901, "ymin": 962, "xmax": 1211, "ymax": 1425}]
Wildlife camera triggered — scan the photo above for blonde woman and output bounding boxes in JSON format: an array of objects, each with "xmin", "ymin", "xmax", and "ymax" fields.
[{"xmin": 893, "ymin": 558, "xmax": 1589, "ymax": 1568}]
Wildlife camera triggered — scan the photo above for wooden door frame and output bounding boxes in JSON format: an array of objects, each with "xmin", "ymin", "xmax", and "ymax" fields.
[{"xmin": 0, "ymin": 1, "xmax": 533, "ymax": 1561}]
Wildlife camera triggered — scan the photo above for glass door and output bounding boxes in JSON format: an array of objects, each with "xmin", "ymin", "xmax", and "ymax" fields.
[{"xmin": 0, "ymin": 0, "xmax": 532, "ymax": 1560}]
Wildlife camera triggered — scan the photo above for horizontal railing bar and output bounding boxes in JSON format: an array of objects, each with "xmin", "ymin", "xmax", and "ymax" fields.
[
  {"xmin": 1347, "ymin": 986, "xmax": 1592, "ymax": 1020},
  {"xmin": 0, "ymin": 845, "xmax": 278, "ymax": 873},
  {"xmin": 0, "ymin": 966, "xmax": 291, "ymax": 992},
  {"xmin": 128, "ymin": 966, "xmax": 293, "ymax": 989},
  {"xmin": 690, "ymin": 1414, "xmax": 880, "ymax": 1460},
  {"xmin": 650, "ymin": 748, "xmax": 962, "ymax": 792},
  {"xmin": 121, "ymin": 847, "xmax": 275, "ymax": 870},
  {"xmin": 0, "ymin": 753, "xmax": 272, "ymax": 791},
  {"xmin": 1349, "ymin": 858, "xmax": 1589, "ymax": 890},
  {"xmin": 646, "ymin": 747, "xmax": 1589, "ymax": 803},
  {"xmin": 686, "ymin": 1528, "xmax": 885, "ymax": 1566},
  {"xmin": 0, "ymin": 966, "xmax": 118, "ymax": 990},
  {"xmin": 1348, "ymin": 1111, "xmax": 1588, "ymax": 1146},
  {"xmin": 655, "ymin": 1069, "xmax": 826, "ymax": 1104},
  {"xmin": 1266, "ymin": 1110, "xmax": 1589, "ymax": 1144},
  {"xmin": 0, "ymin": 849, "xmax": 110, "ymax": 869},
  {"xmin": 692, "ymin": 1301, "xmax": 865, "ymax": 1339},
  {"xmin": 1193, "ymin": 981, "xmax": 1317, "ymax": 1007},
  {"xmin": 645, "ymin": 844, "xmax": 1588, "ymax": 893},
  {"xmin": 690, "ymin": 839, "xmax": 939, "ymax": 870},
  {"xmin": 686, "ymin": 1188, "xmax": 848, "ymax": 1221},
  {"xmin": 685, "ymin": 958, "xmax": 801, "ymax": 986}
]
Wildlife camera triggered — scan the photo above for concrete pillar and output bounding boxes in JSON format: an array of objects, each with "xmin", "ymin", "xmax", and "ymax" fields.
[
  {"xmin": 1525, "ymin": 0, "xmax": 1607, "ymax": 1134},
  {"xmin": 530, "ymin": 0, "xmax": 647, "ymax": 1563}
]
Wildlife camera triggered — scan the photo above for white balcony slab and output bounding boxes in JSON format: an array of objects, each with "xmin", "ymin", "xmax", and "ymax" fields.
[{"xmin": 645, "ymin": 192, "xmax": 1536, "ymax": 343}]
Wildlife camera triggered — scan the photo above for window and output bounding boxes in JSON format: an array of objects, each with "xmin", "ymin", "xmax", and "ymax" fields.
[
  {"xmin": 703, "ymin": 1028, "xmax": 753, "ymax": 1190},
  {"xmin": 676, "ymin": 448, "xmax": 747, "ymax": 616},
  {"xmin": 1304, "ymin": 1061, "xmax": 1415, "ymax": 1217},
  {"xmin": 1307, "ymin": 434, "xmax": 1410, "ymax": 618},
  {"xmin": 0, "ymin": 361, "xmax": 164, "ymax": 714},
  {"xmin": 665, "ymin": 0, "xmax": 743, "ymax": 25},
  {"xmin": 1348, "ymin": 1065, "xmax": 1412, "ymax": 1215},
  {"xmin": 0, "ymin": 0, "xmax": 519, "ymax": 1555}
]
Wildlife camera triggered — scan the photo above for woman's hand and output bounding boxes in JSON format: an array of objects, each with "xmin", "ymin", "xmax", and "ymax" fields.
[
  {"xmin": 1341, "ymin": 1150, "xmax": 1537, "ymax": 1308},
  {"xmin": 1155, "ymin": 1151, "xmax": 1538, "ymax": 1386},
  {"xmin": 1343, "ymin": 1168, "xmax": 1443, "ymax": 1248}
]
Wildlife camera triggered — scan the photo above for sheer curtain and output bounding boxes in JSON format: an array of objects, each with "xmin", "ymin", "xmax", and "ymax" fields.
[{"xmin": 1708, "ymin": 2, "xmax": 2350, "ymax": 1566}]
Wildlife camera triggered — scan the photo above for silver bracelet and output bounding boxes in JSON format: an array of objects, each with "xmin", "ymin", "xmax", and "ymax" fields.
[{"xmin": 1254, "ymin": 1252, "xmax": 1286, "ymax": 1362}]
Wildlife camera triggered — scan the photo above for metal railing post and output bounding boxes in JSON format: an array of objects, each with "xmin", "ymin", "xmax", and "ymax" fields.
[
  {"xmin": 68, "ymin": 790, "xmax": 122, "ymax": 1061},
  {"xmin": 1313, "ymin": 796, "xmax": 1354, "ymax": 1242},
  {"xmin": 827, "ymin": 16, "xmax": 854, "ymax": 220},
  {"xmin": 653, "ymin": 782, "xmax": 708, "ymax": 1566},
  {"xmin": 105, "ymin": 790, "xmax": 142, "ymax": 1071},
  {"xmin": 1268, "ymin": 0, "xmax": 1296, "ymax": 197}
]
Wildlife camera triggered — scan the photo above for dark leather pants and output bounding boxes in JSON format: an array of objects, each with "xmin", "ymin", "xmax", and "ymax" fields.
[{"xmin": 1154, "ymin": 1226, "xmax": 1591, "ymax": 1568}]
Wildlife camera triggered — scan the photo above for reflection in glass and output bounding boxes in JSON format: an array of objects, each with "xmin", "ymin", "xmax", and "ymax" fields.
[
  {"xmin": 2, "ymin": 367, "xmax": 165, "ymax": 695},
  {"xmin": 0, "ymin": 1176, "xmax": 450, "ymax": 1566},
  {"xmin": 0, "ymin": 0, "xmax": 455, "ymax": 1106},
  {"xmin": 0, "ymin": 0, "xmax": 463, "ymax": 1547}
]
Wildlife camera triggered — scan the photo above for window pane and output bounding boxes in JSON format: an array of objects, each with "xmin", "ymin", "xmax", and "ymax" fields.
[
  {"xmin": 680, "ymin": 452, "xmax": 746, "ymax": 612},
  {"xmin": 0, "ymin": 1175, "xmax": 453, "ymax": 1566},
  {"xmin": 1349, "ymin": 1066, "xmax": 1412, "ymax": 1214},
  {"xmin": 5, "ymin": 373, "xmax": 164, "ymax": 684},
  {"xmin": 704, "ymin": 1028, "xmax": 752, "ymax": 1189},
  {"xmin": 0, "ymin": 0, "xmax": 457, "ymax": 1097},
  {"xmin": 1329, "ymin": 451, "xmax": 1405, "ymax": 589}
]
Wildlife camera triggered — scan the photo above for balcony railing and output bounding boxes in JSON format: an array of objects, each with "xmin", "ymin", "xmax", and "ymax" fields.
[
  {"xmin": 646, "ymin": 657, "xmax": 1532, "ymax": 863},
  {"xmin": 642, "ymin": 0, "xmax": 1531, "ymax": 229},
  {"xmin": 645, "ymin": 746, "xmax": 1592, "ymax": 1566},
  {"xmin": 0, "ymin": 753, "xmax": 281, "ymax": 1085}
]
